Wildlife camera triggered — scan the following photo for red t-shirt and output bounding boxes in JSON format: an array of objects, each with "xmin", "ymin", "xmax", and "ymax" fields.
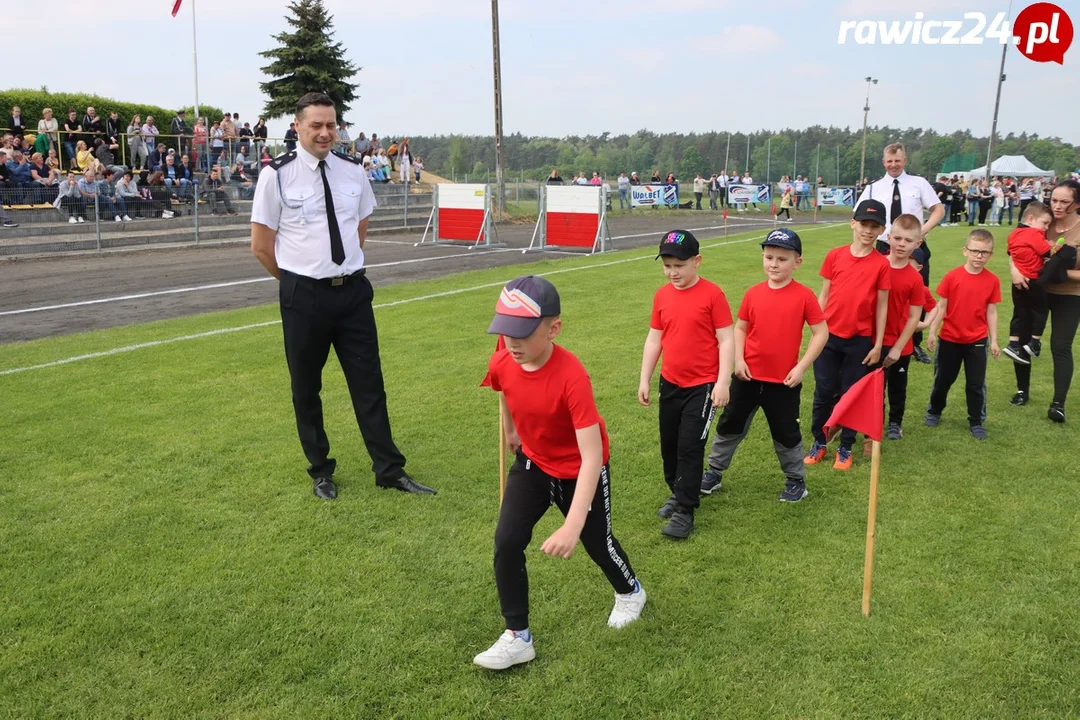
[
  {"xmin": 738, "ymin": 280, "xmax": 824, "ymax": 383},
  {"xmin": 1007, "ymin": 226, "xmax": 1054, "ymax": 280},
  {"xmin": 883, "ymin": 263, "xmax": 925, "ymax": 356},
  {"xmin": 487, "ymin": 344, "xmax": 609, "ymax": 479},
  {"xmin": 922, "ymin": 286, "xmax": 937, "ymax": 313},
  {"xmin": 936, "ymin": 266, "xmax": 1002, "ymax": 344},
  {"xmin": 819, "ymin": 246, "xmax": 891, "ymax": 339},
  {"xmin": 650, "ymin": 278, "xmax": 734, "ymax": 387}
]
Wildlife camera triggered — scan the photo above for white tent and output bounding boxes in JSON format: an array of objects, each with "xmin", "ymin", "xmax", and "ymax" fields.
[{"xmin": 965, "ymin": 155, "xmax": 1054, "ymax": 180}]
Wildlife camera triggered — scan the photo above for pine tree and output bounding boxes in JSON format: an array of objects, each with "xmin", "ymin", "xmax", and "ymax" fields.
[{"xmin": 259, "ymin": 0, "xmax": 360, "ymax": 119}]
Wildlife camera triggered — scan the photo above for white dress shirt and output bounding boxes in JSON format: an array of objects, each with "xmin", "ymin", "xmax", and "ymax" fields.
[
  {"xmin": 857, "ymin": 170, "xmax": 941, "ymax": 239},
  {"xmin": 251, "ymin": 143, "xmax": 377, "ymax": 279}
]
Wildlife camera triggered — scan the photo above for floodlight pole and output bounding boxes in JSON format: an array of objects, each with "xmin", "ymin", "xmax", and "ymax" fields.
[
  {"xmin": 491, "ymin": 0, "xmax": 505, "ymax": 221},
  {"xmin": 858, "ymin": 76, "xmax": 878, "ymax": 192},
  {"xmin": 984, "ymin": 5, "xmax": 1012, "ymax": 180},
  {"xmin": 724, "ymin": 133, "xmax": 730, "ymax": 172}
]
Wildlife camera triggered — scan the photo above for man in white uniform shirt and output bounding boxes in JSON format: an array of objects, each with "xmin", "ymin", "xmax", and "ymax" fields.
[
  {"xmin": 251, "ymin": 92, "xmax": 435, "ymax": 500},
  {"xmin": 858, "ymin": 142, "xmax": 944, "ymax": 363}
]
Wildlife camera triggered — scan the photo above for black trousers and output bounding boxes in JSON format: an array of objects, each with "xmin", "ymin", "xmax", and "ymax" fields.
[
  {"xmin": 1047, "ymin": 294, "xmax": 1080, "ymax": 405},
  {"xmin": 777, "ymin": 207, "xmax": 791, "ymax": 220},
  {"xmin": 928, "ymin": 337, "xmax": 988, "ymax": 426},
  {"xmin": 279, "ymin": 270, "xmax": 406, "ymax": 482},
  {"xmin": 812, "ymin": 334, "xmax": 873, "ymax": 448},
  {"xmin": 494, "ymin": 453, "xmax": 636, "ymax": 630},
  {"xmin": 706, "ymin": 377, "xmax": 805, "ymax": 485},
  {"xmin": 694, "ymin": 191, "xmax": 703, "ymax": 210},
  {"xmin": 1009, "ymin": 283, "xmax": 1049, "ymax": 339},
  {"xmin": 659, "ymin": 377, "xmax": 715, "ymax": 511},
  {"xmin": 876, "ymin": 347, "xmax": 911, "ymax": 426},
  {"xmin": 978, "ymin": 199, "xmax": 992, "ymax": 224}
]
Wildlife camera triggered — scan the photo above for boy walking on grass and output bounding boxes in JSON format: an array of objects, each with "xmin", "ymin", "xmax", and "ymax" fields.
[
  {"xmin": 700, "ymin": 228, "xmax": 828, "ymax": 502},
  {"xmin": 877, "ymin": 214, "xmax": 927, "ymax": 442},
  {"xmin": 1002, "ymin": 201, "xmax": 1053, "ymax": 368},
  {"xmin": 925, "ymin": 230, "xmax": 1002, "ymax": 440},
  {"xmin": 477, "ymin": 276, "xmax": 645, "ymax": 671},
  {"xmin": 806, "ymin": 199, "xmax": 891, "ymax": 470},
  {"xmin": 638, "ymin": 230, "xmax": 734, "ymax": 538}
]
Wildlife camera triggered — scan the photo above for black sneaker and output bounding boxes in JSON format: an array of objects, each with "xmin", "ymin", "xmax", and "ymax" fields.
[
  {"xmin": 912, "ymin": 345, "xmax": 932, "ymax": 364},
  {"xmin": 1023, "ymin": 338, "xmax": 1042, "ymax": 359},
  {"xmin": 778, "ymin": 483, "xmax": 809, "ymax": 503},
  {"xmin": 1002, "ymin": 341, "xmax": 1030, "ymax": 365},
  {"xmin": 886, "ymin": 422, "xmax": 903, "ymax": 440},
  {"xmin": 656, "ymin": 493, "xmax": 678, "ymax": 519},
  {"xmin": 661, "ymin": 509, "xmax": 694, "ymax": 539},
  {"xmin": 924, "ymin": 412, "xmax": 941, "ymax": 428},
  {"xmin": 970, "ymin": 425, "xmax": 988, "ymax": 440},
  {"xmin": 1010, "ymin": 390, "xmax": 1029, "ymax": 406},
  {"xmin": 1048, "ymin": 402, "xmax": 1066, "ymax": 424},
  {"xmin": 700, "ymin": 470, "xmax": 723, "ymax": 495},
  {"xmin": 1, "ymin": 220, "xmax": 17, "ymax": 228}
]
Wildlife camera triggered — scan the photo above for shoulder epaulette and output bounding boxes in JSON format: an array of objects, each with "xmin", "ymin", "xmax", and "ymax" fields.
[
  {"xmin": 332, "ymin": 150, "xmax": 362, "ymax": 165},
  {"xmin": 269, "ymin": 151, "xmax": 298, "ymax": 170}
]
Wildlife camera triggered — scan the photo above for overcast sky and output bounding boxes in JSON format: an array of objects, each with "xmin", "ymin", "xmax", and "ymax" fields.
[{"xmin": 11, "ymin": 0, "xmax": 1078, "ymax": 144}]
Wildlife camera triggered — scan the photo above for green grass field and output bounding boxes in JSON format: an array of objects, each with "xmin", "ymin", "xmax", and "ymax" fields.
[{"xmin": 2, "ymin": 224, "xmax": 1078, "ymax": 718}]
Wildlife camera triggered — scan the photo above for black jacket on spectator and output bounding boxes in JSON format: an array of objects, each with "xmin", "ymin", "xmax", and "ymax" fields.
[
  {"xmin": 174, "ymin": 163, "xmax": 193, "ymax": 181},
  {"xmin": 81, "ymin": 115, "xmax": 103, "ymax": 143},
  {"xmin": 149, "ymin": 149, "xmax": 168, "ymax": 171},
  {"xmin": 7, "ymin": 116, "xmax": 26, "ymax": 134},
  {"xmin": 171, "ymin": 116, "xmax": 189, "ymax": 140},
  {"xmin": 253, "ymin": 124, "xmax": 267, "ymax": 141},
  {"xmin": 106, "ymin": 118, "xmax": 123, "ymax": 143}
]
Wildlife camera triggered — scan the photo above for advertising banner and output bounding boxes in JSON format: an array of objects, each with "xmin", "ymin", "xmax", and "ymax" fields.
[
  {"xmin": 816, "ymin": 187, "xmax": 856, "ymax": 207},
  {"xmin": 630, "ymin": 184, "xmax": 679, "ymax": 208},
  {"xmin": 727, "ymin": 184, "xmax": 771, "ymax": 204}
]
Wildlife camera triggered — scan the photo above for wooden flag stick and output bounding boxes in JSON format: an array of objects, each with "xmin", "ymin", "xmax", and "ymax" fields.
[
  {"xmin": 498, "ymin": 409, "xmax": 507, "ymax": 503},
  {"xmin": 861, "ymin": 438, "xmax": 882, "ymax": 617}
]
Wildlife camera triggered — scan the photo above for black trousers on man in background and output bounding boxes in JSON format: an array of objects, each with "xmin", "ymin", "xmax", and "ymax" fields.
[
  {"xmin": 658, "ymin": 377, "xmax": 714, "ymax": 511},
  {"xmin": 279, "ymin": 269, "xmax": 407, "ymax": 482}
]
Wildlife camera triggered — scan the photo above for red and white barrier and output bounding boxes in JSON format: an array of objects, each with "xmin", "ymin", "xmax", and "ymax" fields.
[
  {"xmin": 416, "ymin": 183, "xmax": 503, "ymax": 249},
  {"xmin": 526, "ymin": 184, "xmax": 612, "ymax": 254}
]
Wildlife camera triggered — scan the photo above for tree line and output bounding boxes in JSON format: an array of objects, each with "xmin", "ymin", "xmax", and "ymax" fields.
[{"xmin": 394, "ymin": 127, "xmax": 1079, "ymax": 185}]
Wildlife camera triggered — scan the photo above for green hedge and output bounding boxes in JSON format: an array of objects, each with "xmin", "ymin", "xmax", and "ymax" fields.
[{"xmin": 0, "ymin": 89, "xmax": 226, "ymax": 133}]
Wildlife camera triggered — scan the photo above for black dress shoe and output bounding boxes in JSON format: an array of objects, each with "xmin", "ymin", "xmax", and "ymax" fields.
[
  {"xmin": 313, "ymin": 476, "xmax": 337, "ymax": 500},
  {"xmin": 912, "ymin": 345, "xmax": 933, "ymax": 364},
  {"xmin": 376, "ymin": 472, "xmax": 437, "ymax": 495}
]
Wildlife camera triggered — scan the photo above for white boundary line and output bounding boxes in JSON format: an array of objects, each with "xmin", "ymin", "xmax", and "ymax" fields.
[{"xmin": 0, "ymin": 224, "xmax": 842, "ymax": 377}]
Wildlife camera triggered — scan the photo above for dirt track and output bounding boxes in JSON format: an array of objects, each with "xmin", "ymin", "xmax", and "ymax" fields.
[{"xmin": 1, "ymin": 212, "xmax": 811, "ymax": 344}]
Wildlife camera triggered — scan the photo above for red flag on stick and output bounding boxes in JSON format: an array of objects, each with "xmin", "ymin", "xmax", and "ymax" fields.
[
  {"xmin": 722, "ymin": 207, "xmax": 728, "ymax": 219},
  {"xmin": 823, "ymin": 368, "xmax": 885, "ymax": 442},
  {"xmin": 171, "ymin": 0, "xmax": 183, "ymax": 16},
  {"xmin": 770, "ymin": 202, "xmax": 777, "ymax": 215}
]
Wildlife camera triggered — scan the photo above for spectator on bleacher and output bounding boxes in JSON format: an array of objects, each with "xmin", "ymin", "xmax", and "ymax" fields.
[
  {"xmin": 81, "ymin": 107, "xmax": 103, "ymax": 146},
  {"xmin": 221, "ymin": 113, "xmax": 237, "ymax": 166},
  {"xmin": 355, "ymin": 132, "xmax": 370, "ymax": 158},
  {"xmin": 54, "ymin": 171, "xmax": 87, "ymax": 223},
  {"xmin": 398, "ymin": 137, "xmax": 412, "ymax": 183},
  {"xmin": 94, "ymin": 137, "xmax": 127, "ymax": 178},
  {"xmin": 77, "ymin": 168, "xmax": 124, "ymax": 222},
  {"xmin": 374, "ymin": 149, "xmax": 391, "ymax": 181},
  {"xmin": 238, "ymin": 122, "xmax": 253, "ymax": 157},
  {"xmin": 370, "ymin": 133, "xmax": 382, "ymax": 154},
  {"xmin": 171, "ymin": 110, "xmax": 189, "ymax": 155},
  {"xmin": 178, "ymin": 154, "xmax": 195, "ymax": 195},
  {"xmin": 253, "ymin": 118, "xmax": 267, "ymax": 159},
  {"xmin": 414, "ymin": 157, "xmax": 423, "ymax": 183},
  {"xmin": 284, "ymin": 122, "xmax": 297, "ymax": 153},
  {"xmin": 260, "ymin": 148, "xmax": 272, "ymax": 168},
  {"xmin": 148, "ymin": 143, "xmax": 169, "ymax": 172},
  {"xmin": 202, "ymin": 166, "xmax": 236, "ymax": 215},
  {"xmin": 63, "ymin": 109, "xmax": 80, "ymax": 169},
  {"xmin": 140, "ymin": 171, "xmax": 176, "ymax": 219},
  {"xmin": 33, "ymin": 130, "xmax": 50, "ymax": 158},
  {"xmin": 337, "ymin": 120, "xmax": 351, "ymax": 155},
  {"xmin": 6, "ymin": 150, "xmax": 34, "ymax": 204},
  {"xmin": 192, "ymin": 116, "xmax": 208, "ymax": 171},
  {"xmin": 7, "ymin": 106, "xmax": 25, "ymax": 137},
  {"xmin": 106, "ymin": 111, "xmax": 123, "ymax": 147},
  {"xmin": 37, "ymin": 108, "xmax": 58, "ymax": 154},
  {"xmin": 116, "ymin": 170, "xmax": 139, "ymax": 215},
  {"xmin": 210, "ymin": 120, "xmax": 225, "ymax": 168},
  {"xmin": 230, "ymin": 160, "xmax": 254, "ymax": 199},
  {"xmin": 141, "ymin": 116, "xmax": 160, "ymax": 161},
  {"xmin": 0, "ymin": 149, "xmax": 10, "ymax": 201},
  {"xmin": 162, "ymin": 154, "xmax": 192, "ymax": 200},
  {"xmin": 363, "ymin": 156, "xmax": 378, "ymax": 182},
  {"xmin": 46, "ymin": 149, "xmax": 60, "ymax": 171},
  {"xmin": 127, "ymin": 115, "xmax": 148, "ymax": 171},
  {"xmin": 99, "ymin": 169, "xmax": 132, "ymax": 221},
  {"xmin": 29, "ymin": 152, "xmax": 58, "ymax": 204},
  {"xmin": 547, "ymin": 168, "xmax": 563, "ymax": 185}
]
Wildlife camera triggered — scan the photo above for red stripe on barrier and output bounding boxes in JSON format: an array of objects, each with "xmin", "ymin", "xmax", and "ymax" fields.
[
  {"xmin": 438, "ymin": 208, "xmax": 485, "ymax": 242},
  {"xmin": 546, "ymin": 211, "xmax": 598, "ymax": 248}
]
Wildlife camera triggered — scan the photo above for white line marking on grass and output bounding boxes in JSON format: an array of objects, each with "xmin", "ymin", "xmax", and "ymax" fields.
[
  {"xmin": 0, "ymin": 224, "xmax": 843, "ymax": 376},
  {"xmin": 0, "ymin": 251, "xmax": 515, "ymax": 317}
]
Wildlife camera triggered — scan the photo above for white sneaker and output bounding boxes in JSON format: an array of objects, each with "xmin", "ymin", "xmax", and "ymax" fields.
[
  {"xmin": 114, "ymin": 215, "xmax": 122, "ymax": 222},
  {"xmin": 122, "ymin": 215, "xmax": 132, "ymax": 222},
  {"xmin": 77, "ymin": 217, "xmax": 86, "ymax": 223},
  {"xmin": 473, "ymin": 630, "xmax": 536, "ymax": 670},
  {"xmin": 68, "ymin": 216, "xmax": 77, "ymax": 224},
  {"xmin": 608, "ymin": 580, "xmax": 647, "ymax": 628},
  {"xmin": 754, "ymin": 207, "xmax": 762, "ymax": 212}
]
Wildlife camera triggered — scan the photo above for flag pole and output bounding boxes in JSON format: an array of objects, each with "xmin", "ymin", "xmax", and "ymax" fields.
[
  {"xmin": 190, "ymin": 0, "xmax": 201, "ymax": 121},
  {"xmin": 861, "ymin": 439, "xmax": 882, "ymax": 617}
]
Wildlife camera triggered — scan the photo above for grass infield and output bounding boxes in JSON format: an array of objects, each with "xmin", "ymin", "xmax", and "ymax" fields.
[{"xmin": 2, "ymin": 224, "xmax": 1078, "ymax": 718}]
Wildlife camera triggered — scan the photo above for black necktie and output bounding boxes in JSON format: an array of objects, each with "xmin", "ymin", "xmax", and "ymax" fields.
[
  {"xmin": 318, "ymin": 159, "xmax": 345, "ymax": 265},
  {"xmin": 891, "ymin": 178, "xmax": 902, "ymax": 225}
]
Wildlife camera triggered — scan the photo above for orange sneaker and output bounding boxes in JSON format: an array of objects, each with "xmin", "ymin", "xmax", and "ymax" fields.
[
  {"xmin": 804, "ymin": 441, "xmax": 828, "ymax": 465},
  {"xmin": 832, "ymin": 447, "xmax": 854, "ymax": 471}
]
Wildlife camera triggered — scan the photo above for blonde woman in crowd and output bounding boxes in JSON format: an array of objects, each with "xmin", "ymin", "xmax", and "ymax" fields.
[
  {"xmin": 37, "ymin": 108, "xmax": 59, "ymax": 153},
  {"xmin": 127, "ymin": 115, "xmax": 148, "ymax": 171}
]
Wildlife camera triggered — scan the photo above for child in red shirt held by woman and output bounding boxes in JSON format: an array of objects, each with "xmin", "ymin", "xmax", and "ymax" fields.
[{"xmin": 1002, "ymin": 201, "xmax": 1053, "ymax": 367}]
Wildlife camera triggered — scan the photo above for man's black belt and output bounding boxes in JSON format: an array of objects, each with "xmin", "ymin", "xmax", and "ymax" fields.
[{"xmin": 285, "ymin": 268, "xmax": 367, "ymax": 287}]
